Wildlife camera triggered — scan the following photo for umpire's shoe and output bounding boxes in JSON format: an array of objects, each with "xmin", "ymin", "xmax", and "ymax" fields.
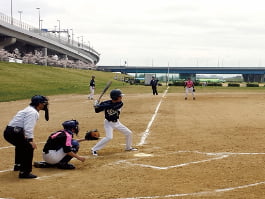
[{"xmin": 19, "ymin": 172, "xmax": 37, "ymax": 179}]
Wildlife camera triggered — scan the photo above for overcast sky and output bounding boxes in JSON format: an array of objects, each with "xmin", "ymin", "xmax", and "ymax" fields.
[{"xmin": 1, "ymin": 0, "xmax": 265, "ymax": 67}]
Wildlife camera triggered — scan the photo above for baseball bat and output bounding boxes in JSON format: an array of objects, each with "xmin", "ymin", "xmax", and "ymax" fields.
[{"xmin": 98, "ymin": 81, "xmax": 112, "ymax": 102}]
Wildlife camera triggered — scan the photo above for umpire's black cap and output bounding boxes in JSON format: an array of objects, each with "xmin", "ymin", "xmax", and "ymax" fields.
[{"xmin": 30, "ymin": 95, "xmax": 48, "ymax": 106}]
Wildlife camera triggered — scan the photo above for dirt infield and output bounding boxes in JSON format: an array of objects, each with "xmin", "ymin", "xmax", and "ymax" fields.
[{"xmin": 1, "ymin": 90, "xmax": 265, "ymax": 199}]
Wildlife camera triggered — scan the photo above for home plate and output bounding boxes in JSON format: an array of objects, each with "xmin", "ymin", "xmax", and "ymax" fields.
[{"xmin": 134, "ymin": 153, "xmax": 154, "ymax": 157}]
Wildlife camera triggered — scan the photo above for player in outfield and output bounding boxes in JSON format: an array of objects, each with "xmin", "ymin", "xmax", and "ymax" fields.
[
  {"xmin": 91, "ymin": 89, "xmax": 137, "ymax": 156},
  {"xmin": 184, "ymin": 77, "xmax": 195, "ymax": 100},
  {"xmin": 88, "ymin": 75, "xmax": 95, "ymax": 100}
]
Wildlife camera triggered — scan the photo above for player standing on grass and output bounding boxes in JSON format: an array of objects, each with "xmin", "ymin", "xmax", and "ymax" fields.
[
  {"xmin": 91, "ymin": 89, "xmax": 137, "ymax": 156},
  {"xmin": 184, "ymin": 77, "xmax": 195, "ymax": 100},
  {"xmin": 88, "ymin": 75, "xmax": 95, "ymax": 100}
]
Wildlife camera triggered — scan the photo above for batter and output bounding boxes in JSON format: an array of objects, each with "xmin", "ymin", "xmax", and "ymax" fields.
[{"xmin": 91, "ymin": 89, "xmax": 137, "ymax": 156}]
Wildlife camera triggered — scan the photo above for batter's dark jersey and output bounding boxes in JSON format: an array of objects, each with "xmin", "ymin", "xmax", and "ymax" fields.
[{"xmin": 94, "ymin": 100, "xmax": 123, "ymax": 122}]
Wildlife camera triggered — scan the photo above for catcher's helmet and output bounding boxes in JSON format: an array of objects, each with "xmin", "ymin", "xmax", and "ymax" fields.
[
  {"xmin": 62, "ymin": 120, "xmax": 79, "ymax": 135},
  {"xmin": 30, "ymin": 95, "xmax": 48, "ymax": 106},
  {"xmin": 110, "ymin": 89, "xmax": 124, "ymax": 100}
]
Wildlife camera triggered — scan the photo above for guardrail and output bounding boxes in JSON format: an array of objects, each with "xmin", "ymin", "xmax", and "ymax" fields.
[{"xmin": 0, "ymin": 12, "xmax": 100, "ymax": 57}]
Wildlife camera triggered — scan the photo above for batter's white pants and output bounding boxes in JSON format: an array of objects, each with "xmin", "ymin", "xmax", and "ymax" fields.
[
  {"xmin": 185, "ymin": 87, "xmax": 195, "ymax": 98},
  {"xmin": 89, "ymin": 86, "xmax": 95, "ymax": 99},
  {"xmin": 92, "ymin": 119, "xmax": 133, "ymax": 151}
]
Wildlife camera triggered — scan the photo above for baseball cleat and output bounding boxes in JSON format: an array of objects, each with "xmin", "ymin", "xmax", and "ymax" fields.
[
  {"xmin": 91, "ymin": 150, "xmax": 98, "ymax": 156},
  {"xmin": 125, "ymin": 147, "xmax": 138, "ymax": 151},
  {"xmin": 19, "ymin": 172, "xmax": 37, "ymax": 179}
]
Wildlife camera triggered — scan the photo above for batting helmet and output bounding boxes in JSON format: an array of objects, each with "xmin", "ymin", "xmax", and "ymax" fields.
[
  {"xmin": 62, "ymin": 120, "xmax": 79, "ymax": 135},
  {"xmin": 110, "ymin": 89, "xmax": 124, "ymax": 100},
  {"xmin": 30, "ymin": 95, "xmax": 48, "ymax": 106}
]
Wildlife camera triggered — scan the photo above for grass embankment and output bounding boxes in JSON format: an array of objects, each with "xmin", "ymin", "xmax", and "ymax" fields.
[
  {"xmin": 1, "ymin": 61, "xmax": 265, "ymax": 102},
  {"xmin": 0, "ymin": 62, "xmax": 138, "ymax": 102}
]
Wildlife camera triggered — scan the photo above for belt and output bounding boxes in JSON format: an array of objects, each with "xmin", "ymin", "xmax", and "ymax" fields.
[
  {"xmin": 6, "ymin": 126, "xmax": 33, "ymax": 141},
  {"xmin": 7, "ymin": 126, "xmax": 24, "ymax": 133},
  {"xmin": 107, "ymin": 119, "xmax": 117, "ymax": 123}
]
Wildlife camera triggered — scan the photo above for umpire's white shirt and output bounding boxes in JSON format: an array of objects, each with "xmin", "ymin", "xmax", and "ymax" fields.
[{"xmin": 8, "ymin": 105, "xmax": 39, "ymax": 139}]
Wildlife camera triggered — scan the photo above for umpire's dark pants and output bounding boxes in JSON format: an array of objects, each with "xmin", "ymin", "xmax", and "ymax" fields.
[
  {"xmin": 3, "ymin": 126, "xmax": 34, "ymax": 173},
  {"xmin": 152, "ymin": 86, "xmax": 158, "ymax": 95}
]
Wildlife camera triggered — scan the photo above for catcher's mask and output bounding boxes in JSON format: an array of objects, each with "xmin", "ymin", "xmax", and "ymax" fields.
[
  {"xmin": 30, "ymin": 95, "xmax": 49, "ymax": 121},
  {"xmin": 110, "ymin": 89, "xmax": 124, "ymax": 100},
  {"xmin": 62, "ymin": 120, "xmax": 79, "ymax": 135}
]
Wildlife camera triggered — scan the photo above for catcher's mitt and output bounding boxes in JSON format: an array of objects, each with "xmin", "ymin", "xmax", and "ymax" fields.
[
  {"xmin": 85, "ymin": 129, "xmax": 100, "ymax": 140},
  {"xmin": 193, "ymin": 88, "xmax": 196, "ymax": 92}
]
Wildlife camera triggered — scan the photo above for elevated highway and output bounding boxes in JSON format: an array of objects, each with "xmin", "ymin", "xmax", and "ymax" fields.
[
  {"xmin": 97, "ymin": 66, "xmax": 265, "ymax": 82},
  {"xmin": 0, "ymin": 12, "xmax": 100, "ymax": 64}
]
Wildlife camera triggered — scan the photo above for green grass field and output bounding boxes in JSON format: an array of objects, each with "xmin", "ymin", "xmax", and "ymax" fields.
[
  {"xmin": 0, "ymin": 62, "xmax": 137, "ymax": 102},
  {"xmin": 1, "ymin": 61, "xmax": 265, "ymax": 102}
]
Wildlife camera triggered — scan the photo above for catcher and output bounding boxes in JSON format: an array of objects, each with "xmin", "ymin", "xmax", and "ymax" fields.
[{"xmin": 34, "ymin": 120, "xmax": 100, "ymax": 169}]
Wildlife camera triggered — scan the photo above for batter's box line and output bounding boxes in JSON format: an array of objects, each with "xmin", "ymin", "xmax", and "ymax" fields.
[
  {"xmin": 111, "ymin": 150, "xmax": 265, "ymax": 170},
  {"xmin": 115, "ymin": 181, "xmax": 265, "ymax": 199}
]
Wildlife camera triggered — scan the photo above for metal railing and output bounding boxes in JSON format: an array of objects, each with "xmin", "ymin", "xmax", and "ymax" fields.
[{"xmin": 0, "ymin": 12, "xmax": 100, "ymax": 57}]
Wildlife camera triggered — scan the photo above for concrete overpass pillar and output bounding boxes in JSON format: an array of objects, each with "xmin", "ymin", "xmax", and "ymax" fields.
[
  {"xmin": 63, "ymin": 55, "xmax": 68, "ymax": 68},
  {"xmin": 0, "ymin": 37, "xmax": 16, "ymax": 49},
  {"xmin": 242, "ymin": 74, "xmax": 265, "ymax": 83},
  {"xmin": 42, "ymin": 47, "xmax": 47, "ymax": 66}
]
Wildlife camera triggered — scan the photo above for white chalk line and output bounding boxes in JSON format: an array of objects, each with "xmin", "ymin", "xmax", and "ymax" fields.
[
  {"xmin": 113, "ymin": 150, "xmax": 265, "ymax": 170},
  {"xmin": 0, "ymin": 198, "xmax": 14, "ymax": 199},
  {"xmin": 0, "ymin": 169, "xmax": 13, "ymax": 173},
  {"xmin": 0, "ymin": 142, "xmax": 46, "ymax": 150},
  {"xmin": 36, "ymin": 173, "xmax": 65, "ymax": 180},
  {"xmin": 122, "ymin": 154, "xmax": 229, "ymax": 170},
  {"xmin": 137, "ymin": 87, "xmax": 169, "ymax": 146},
  {"xmin": 113, "ymin": 150, "xmax": 265, "ymax": 198},
  {"xmin": 0, "ymin": 146, "xmax": 14, "ymax": 150},
  {"xmin": 116, "ymin": 181, "xmax": 265, "ymax": 199}
]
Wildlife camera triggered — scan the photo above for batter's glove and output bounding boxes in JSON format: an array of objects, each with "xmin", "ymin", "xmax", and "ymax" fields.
[
  {"xmin": 93, "ymin": 100, "xmax": 100, "ymax": 108},
  {"xmin": 85, "ymin": 129, "xmax": 100, "ymax": 140}
]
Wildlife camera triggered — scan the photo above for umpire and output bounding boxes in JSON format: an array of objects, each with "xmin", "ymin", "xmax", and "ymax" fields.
[
  {"xmin": 150, "ymin": 76, "xmax": 159, "ymax": 95},
  {"xmin": 3, "ymin": 95, "xmax": 49, "ymax": 179}
]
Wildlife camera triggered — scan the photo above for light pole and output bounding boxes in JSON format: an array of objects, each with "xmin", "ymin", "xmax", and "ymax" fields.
[
  {"xmin": 80, "ymin": 36, "xmax": 83, "ymax": 48},
  {"xmin": 87, "ymin": 41, "xmax": 90, "ymax": 51},
  {"xmin": 11, "ymin": 0, "xmax": 13, "ymax": 25},
  {"xmin": 18, "ymin": 10, "xmax": 22, "ymax": 27},
  {"xmin": 77, "ymin": 36, "xmax": 80, "ymax": 47},
  {"xmin": 36, "ymin": 8, "xmax": 40, "ymax": 33},
  {"xmin": 57, "ymin": 20, "xmax": 61, "ymax": 40},
  {"xmin": 70, "ymin": 29, "xmax": 74, "ymax": 46},
  {"xmin": 40, "ymin": 19, "xmax": 43, "ymax": 30}
]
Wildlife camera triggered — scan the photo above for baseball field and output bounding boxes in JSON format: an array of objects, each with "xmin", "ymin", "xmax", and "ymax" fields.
[{"xmin": 1, "ymin": 86, "xmax": 265, "ymax": 199}]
